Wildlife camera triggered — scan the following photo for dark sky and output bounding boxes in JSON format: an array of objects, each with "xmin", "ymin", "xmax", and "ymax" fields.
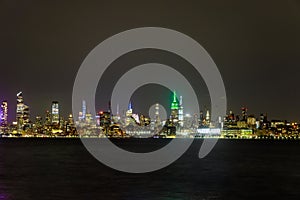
[{"xmin": 0, "ymin": 0, "xmax": 299, "ymax": 122}]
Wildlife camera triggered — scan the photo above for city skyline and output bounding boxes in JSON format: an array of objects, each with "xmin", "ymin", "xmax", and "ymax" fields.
[
  {"xmin": 1, "ymin": 90, "xmax": 299, "ymax": 140},
  {"xmin": 0, "ymin": 90, "xmax": 297, "ymax": 124}
]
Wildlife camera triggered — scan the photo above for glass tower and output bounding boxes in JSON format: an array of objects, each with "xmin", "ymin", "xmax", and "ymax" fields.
[
  {"xmin": 51, "ymin": 101, "xmax": 60, "ymax": 124},
  {"xmin": 0, "ymin": 100, "xmax": 8, "ymax": 128}
]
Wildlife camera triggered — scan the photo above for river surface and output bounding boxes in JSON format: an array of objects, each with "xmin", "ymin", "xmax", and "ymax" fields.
[{"xmin": 0, "ymin": 138, "xmax": 299, "ymax": 199}]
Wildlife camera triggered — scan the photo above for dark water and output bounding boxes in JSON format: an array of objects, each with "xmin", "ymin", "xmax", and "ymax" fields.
[{"xmin": 0, "ymin": 139, "xmax": 299, "ymax": 200}]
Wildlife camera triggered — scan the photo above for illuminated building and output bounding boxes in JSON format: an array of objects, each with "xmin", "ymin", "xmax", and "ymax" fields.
[
  {"xmin": 125, "ymin": 101, "xmax": 133, "ymax": 125},
  {"xmin": 218, "ymin": 116, "xmax": 223, "ymax": 129},
  {"xmin": 196, "ymin": 128, "xmax": 221, "ymax": 137},
  {"xmin": 241, "ymin": 107, "xmax": 248, "ymax": 121},
  {"xmin": 78, "ymin": 112, "xmax": 83, "ymax": 121},
  {"xmin": 96, "ymin": 112, "xmax": 100, "ymax": 126},
  {"xmin": 198, "ymin": 110, "xmax": 210, "ymax": 128},
  {"xmin": 68, "ymin": 114, "xmax": 74, "ymax": 126},
  {"xmin": 159, "ymin": 119, "xmax": 176, "ymax": 138},
  {"xmin": 199, "ymin": 110, "xmax": 204, "ymax": 127},
  {"xmin": 221, "ymin": 129, "xmax": 253, "ymax": 138},
  {"xmin": 150, "ymin": 103, "xmax": 162, "ymax": 133},
  {"xmin": 85, "ymin": 112, "xmax": 93, "ymax": 124},
  {"xmin": 132, "ymin": 113, "xmax": 140, "ymax": 124},
  {"xmin": 111, "ymin": 104, "xmax": 121, "ymax": 122},
  {"xmin": 99, "ymin": 111, "xmax": 111, "ymax": 133},
  {"xmin": 170, "ymin": 90, "xmax": 179, "ymax": 124},
  {"xmin": 45, "ymin": 110, "xmax": 51, "ymax": 126},
  {"xmin": 35, "ymin": 116, "xmax": 42, "ymax": 128},
  {"xmin": 259, "ymin": 113, "xmax": 269, "ymax": 129},
  {"xmin": 126, "ymin": 101, "xmax": 133, "ymax": 116},
  {"xmin": 16, "ymin": 92, "xmax": 24, "ymax": 124},
  {"xmin": 16, "ymin": 92, "xmax": 30, "ymax": 132},
  {"xmin": 51, "ymin": 101, "xmax": 59, "ymax": 124},
  {"xmin": 154, "ymin": 103, "xmax": 161, "ymax": 126},
  {"xmin": 191, "ymin": 113, "xmax": 199, "ymax": 128},
  {"xmin": 0, "ymin": 100, "xmax": 8, "ymax": 127},
  {"xmin": 183, "ymin": 113, "xmax": 192, "ymax": 128},
  {"xmin": 66, "ymin": 114, "xmax": 76, "ymax": 135},
  {"xmin": 206, "ymin": 110, "xmax": 210, "ymax": 123},
  {"xmin": 227, "ymin": 110, "xmax": 235, "ymax": 122},
  {"xmin": 247, "ymin": 115, "xmax": 256, "ymax": 128},
  {"xmin": 34, "ymin": 116, "xmax": 43, "ymax": 133},
  {"xmin": 79, "ymin": 100, "xmax": 86, "ymax": 121},
  {"xmin": 178, "ymin": 96, "xmax": 184, "ymax": 127}
]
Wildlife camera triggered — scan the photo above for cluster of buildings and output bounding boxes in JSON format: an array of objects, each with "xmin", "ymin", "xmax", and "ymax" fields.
[
  {"xmin": 0, "ymin": 92, "xmax": 77, "ymax": 137},
  {"xmin": 221, "ymin": 108, "xmax": 300, "ymax": 139},
  {"xmin": 0, "ymin": 91, "xmax": 300, "ymax": 139}
]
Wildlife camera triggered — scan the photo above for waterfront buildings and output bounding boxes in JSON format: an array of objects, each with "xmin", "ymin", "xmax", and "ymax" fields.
[{"xmin": 0, "ymin": 90, "xmax": 299, "ymax": 139}]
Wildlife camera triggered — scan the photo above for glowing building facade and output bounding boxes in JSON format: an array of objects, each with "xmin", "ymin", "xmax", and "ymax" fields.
[
  {"xmin": 16, "ymin": 92, "xmax": 30, "ymax": 132},
  {"xmin": 154, "ymin": 103, "xmax": 161, "ymax": 126},
  {"xmin": 79, "ymin": 100, "xmax": 86, "ymax": 121},
  {"xmin": 125, "ymin": 101, "xmax": 133, "ymax": 126},
  {"xmin": 170, "ymin": 90, "xmax": 179, "ymax": 124},
  {"xmin": 178, "ymin": 96, "xmax": 184, "ymax": 127},
  {"xmin": 0, "ymin": 100, "xmax": 8, "ymax": 127},
  {"xmin": 51, "ymin": 101, "xmax": 59, "ymax": 124}
]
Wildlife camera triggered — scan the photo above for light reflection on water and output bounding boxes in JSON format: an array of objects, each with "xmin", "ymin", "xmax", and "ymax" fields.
[
  {"xmin": 0, "ymin": 193, "xmax": 9, "ymax": 200},
  {"xmin": 0, "ymin": 139, "xmax": 299, "ymax": 199}
]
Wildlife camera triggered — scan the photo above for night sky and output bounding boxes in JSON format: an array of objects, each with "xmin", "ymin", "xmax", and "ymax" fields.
[{"xmin": 0, "ymin": 0, "xmax": 299, "ymax": 122}]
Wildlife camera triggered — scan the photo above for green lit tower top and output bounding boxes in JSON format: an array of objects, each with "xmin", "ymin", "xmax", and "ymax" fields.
[
  {"xmin": 170, "ymin": 90, "xmax": 179, "ymax": 125},
  {"xmin": 171, "ymin": 90, "xmax": 179, "ymax": 110}
]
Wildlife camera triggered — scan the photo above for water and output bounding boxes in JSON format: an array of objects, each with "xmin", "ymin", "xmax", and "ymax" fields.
[{"xmin": 0, "ymin": 139, "xmax": 299, "ymax": 200}]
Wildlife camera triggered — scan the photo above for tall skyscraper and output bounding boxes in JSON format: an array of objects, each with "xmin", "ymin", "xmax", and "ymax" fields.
[
  {"xmin": 51, "ymin": 101, "xmax": 59, "ymax": 124},
  {"xmin": 16, "ymin": 92, "xmax": 30, "ymax": 132},
  {"xmin": 0, "ymin": 100, "xmax": 8, "ymax": 127},
  {"xmin": 82, "ymin": 100, "xmax": 86, "ymax": 120},
  {"xmin": 178, "ymin": 96, "xmax": 184, "ymax": 127},
  {"xmin": 154, "ymin": 103, "xmax": 161, "ymax": 126},
  {"xmin": 125, "ymin": 101, "xmax": 133, "ymax": 125},
  {"xmin": 170, "ymin": 90, "xmax": 179, "ymax": 124},
  {"xmin": 126, "ymin": 101, "xmax": 133, "ymax": 116},
  {"xmin": 79, "ymin": 100, "xmax": 86, "ymax": 121}
]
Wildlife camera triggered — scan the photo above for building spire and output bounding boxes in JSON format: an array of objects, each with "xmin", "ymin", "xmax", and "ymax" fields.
[
  {"xmin": 128, "ymin": 101, "xmax": 132, "ymax": 111},
  {"xmin": 173, "ymin": 90, "xmax": 177, "ymax": 103},
  {"xmin": 171, "ymin": 90, "xmax": 179, "ymax": 110}
]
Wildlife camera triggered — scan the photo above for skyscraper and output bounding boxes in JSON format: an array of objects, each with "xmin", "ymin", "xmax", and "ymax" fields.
[
  {"xmin": 170, "ymin": 90, "xmax": 179, "ymax": 124},
  {"xmin": 79, "ymin": 100, "xmax": 86, "ymax": 121},
  {"xmin": 178, "ymin": 96, "xmax": 184, "ymax": 127},
  {"xmin": 126, "ymin": 101, "xmax": 133, "ymax": 116},
  {"xmin": 82, "ymin": 100, "xmax": 86, "ymax": 120},
  {"xmin": 16, "ymin": 92, "xmax": 24, "ymax": 120},
  {"xmin": 0, "ymin": 100, "xmax": 8, "ymax": 127},
  {"xmin": 154, "ymin": 103, "xmax": 161, "ymax": 126},
  {"xmin": 51, "ymin": 101, "xmax": 59, "ymax": 124},
  {"xmin": 125, "ymin": 101, "xmax": 133, "ymax": 126},
  {"xmin": 16, "ymin": 92, "xmax": 30, "ymax": 132}
]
